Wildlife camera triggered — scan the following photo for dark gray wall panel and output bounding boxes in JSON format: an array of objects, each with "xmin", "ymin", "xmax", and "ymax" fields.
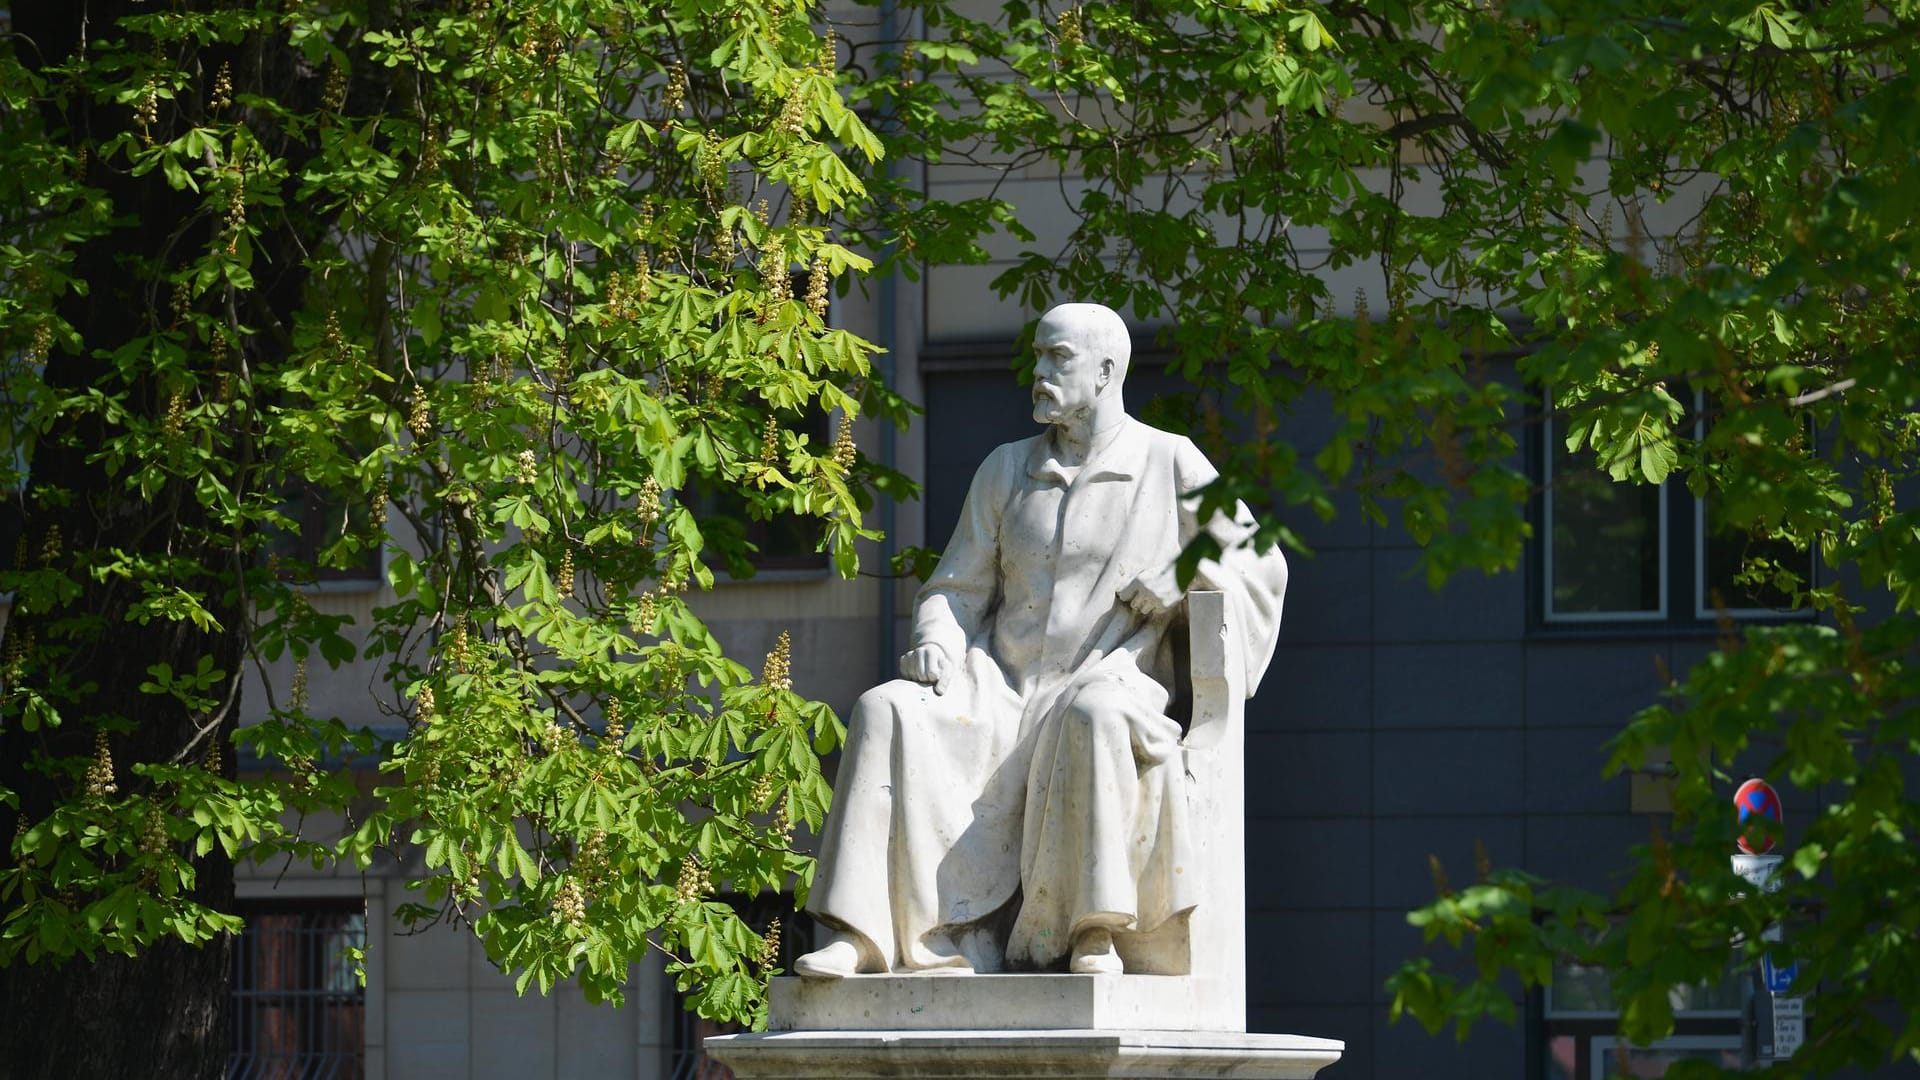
[
  {"xmin": 1247, "ymin": 731, "xmax": 1372, "ymax": 817},
  {"xmin": 1373, "ymin": 731, "xmax": 1525, "ymax": 816},
  {"xmin": 1282, "ymin": 486, "xmax": 1372, "ymax": 552},
  {"xmin": 1371, "ymin": 548, "xmax": 1526, "ymax": 642},
  {"xmin": 1276, "ymin": 550, "xmax": 1375, "ymax": 646},
  {"xmin": 1374, "ymin": 643, "xmax": 1524, "ymax": 729},
  {"xmin": 1267, "ymin": 387, "xmax": 1372, "ymax": 551},
  {"xmin": 1246, "ymin": 818, "xmax": 1371, "ymax": 909},
  {"xmin": 1372, "ymin": 908, "xmax": 1461, "ymax": 1007},
  {"xmin": 1524, "ymin": 727, "xmax": 1632, "ymax": 814},
  {"xmin": 1522, "ymin": 814, "xmax": 1649, "ymax": 894},
  {"xmin": 1247, "ymin": 910, "xmax": 1375, "ymax": 1006},
  {"xmin": 1668, "ymin": 638, "xmax": 1720, "ymax": 684},
  {"xmin": 1372, "ymin": 1001, "xmax": 1525, "ymax": 1080},
  {"xmin": 1258, "ymin": 645, "xmax": 1372, "ymax": 732},
  {"xmin": 1372, "ymin": 816, "xmax": 1526, "ymax": 912},
  {"xmin": 1524, "ymin": 642, "xmax": 1670, "ymax": 728}
]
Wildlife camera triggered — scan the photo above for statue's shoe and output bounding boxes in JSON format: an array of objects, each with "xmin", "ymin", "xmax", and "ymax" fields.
[
  {"xmin": 793, "ymin": 939, "xmax": 864, "ymax": 979},
  {"xmin": 903, "ymin": 932, "xmax": 975, "ymax": 974},
  {"xmin": 1068, "ymin": 928, "xmax": 1124, "ymax": 975}
]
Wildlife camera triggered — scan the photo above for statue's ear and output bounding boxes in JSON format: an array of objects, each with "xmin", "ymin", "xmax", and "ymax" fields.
[{"xmin": 1099, "ymin": 357, "xmax": 1114, "ymax": 388}]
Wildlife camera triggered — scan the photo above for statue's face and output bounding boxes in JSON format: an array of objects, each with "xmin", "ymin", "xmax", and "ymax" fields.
[{"xmin": 1030, "ymin": 313, "xmax": 1107, "ymax": 425}]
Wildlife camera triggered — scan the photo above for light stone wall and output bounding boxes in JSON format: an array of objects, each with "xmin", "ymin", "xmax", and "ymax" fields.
[
  {"xmin": 920, "ymin": 145, "xmax": 1715, "ymax": 343},
  {"xmin": 239, "ymin": 850, "xmax": 672, "ymax": 1080},
  {"xmin": 918, "ymin": 164, "xmax": 1437, "ymax": 341}
]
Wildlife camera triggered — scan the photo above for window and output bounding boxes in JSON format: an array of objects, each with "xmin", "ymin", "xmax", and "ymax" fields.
[
  {"xmin": 1543, "ymin": 410, "xmax": 1669, "ymax": 621},
  {"xmin": 229, "ymin": 900, "xmax": 367, "ymax": 1079},
  {"xmin": 682, "ymin": 409, "xmax": 831, "ymax": 578},
  {"xmin": 1542, "ymin": 957, "xmax": 1745, "ymax": 1079},
  {"xmin": 269, "ymin": 482, "xmax": 384, "ymax": 586},
  {"xmin": 1693, "ymin": 495, "xmax": 1803, "ymax": 619},
  {"xmin": 1585, "ymin": 1036, "xmax": 1744, "ymax": 1078},
  {"xmin": 0, "ymin": 490, "xmax": 22, "ymax": 582},
  {"xmin": 1540, "ymin": 395, "xmax": 1813, "ymax": 626}
]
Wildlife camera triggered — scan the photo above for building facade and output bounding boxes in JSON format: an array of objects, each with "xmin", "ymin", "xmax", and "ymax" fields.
[{"xmin": 221, "ymin": 29, "xmax": 1908, "ymax": 1080}]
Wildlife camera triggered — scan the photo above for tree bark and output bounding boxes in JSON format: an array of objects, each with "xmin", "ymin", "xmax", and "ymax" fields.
[
  {"xmin": 0, "ymin": 933, "xmax": 235, "ymax": 1080},
  {"xmin": 0, "ymin": 3, "xmax": 321, "ymax": 1074}
]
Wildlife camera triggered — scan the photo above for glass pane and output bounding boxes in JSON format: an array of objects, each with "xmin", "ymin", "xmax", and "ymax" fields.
[
  {"xmin": 1547, "ymin": 959, "xmax": 1616, "ymax": 1013},
  {"xmin": 267, "ymin": 483, "xmax": 382, "ymax": 582},
  {"xmin": 1701, "ymin": 504, "xmax": 1806, "ymax": 613},
  {"xmin": 1548, "ymin": 431, "xmax": 1663, "ymax": 617},
  {"xmin": 1549, "ymin": 958, "xmax": 1744, "ymax": 1016},
  {"xmin": 1667, "ymin": 974, "xmax": 1745, "ymax": 1014},
  {"xmin": 1595, "ymin": 1040, "xmax": 1744, "ymax": 1077}
]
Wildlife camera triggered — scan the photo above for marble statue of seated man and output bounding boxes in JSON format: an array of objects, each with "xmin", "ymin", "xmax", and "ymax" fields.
[{"xmin": 794, "ymin": 302, "xmax": 1288, "ymax": 979}]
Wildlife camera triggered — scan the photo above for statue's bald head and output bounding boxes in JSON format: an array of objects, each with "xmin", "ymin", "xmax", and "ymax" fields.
[
  {"xmin": 1030, "ymin": 303, "xmax": 1132, "ymax": 428},
  {"xmin": 1036, "ymin": 303, "xmax": 1131, "ymax": 388}
]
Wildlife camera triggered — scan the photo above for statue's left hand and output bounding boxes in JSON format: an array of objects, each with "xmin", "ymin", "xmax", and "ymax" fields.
[{"xmin": 1117, "ymin": 569, "xmax": 1184, "ymax": 619}]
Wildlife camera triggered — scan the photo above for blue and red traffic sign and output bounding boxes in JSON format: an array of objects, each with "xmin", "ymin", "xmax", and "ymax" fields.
[{"xmin": 1735, "ymin": 778, "xmax": 1783, "ymax": 855}]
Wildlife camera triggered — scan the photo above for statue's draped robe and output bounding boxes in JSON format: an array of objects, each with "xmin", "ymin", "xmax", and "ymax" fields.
[{"xmin": 810, "ymin": 417, "xmax": 1288, "ymax": 970}]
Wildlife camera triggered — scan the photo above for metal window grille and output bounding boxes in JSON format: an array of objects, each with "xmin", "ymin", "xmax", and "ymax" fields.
[
  {"xmin": 228, "ymin": 902, "xmax": 367, "ymax": 1080},
  {"xmin": 668, "ymin": 896, "xmax": 812, "ymax": 1080}
]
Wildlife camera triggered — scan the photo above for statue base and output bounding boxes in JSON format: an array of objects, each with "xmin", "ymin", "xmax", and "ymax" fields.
[
  {"xmin": 709, "ymin": 976, "xmax": 1343, "ymax": 1080},
  {"xmin": 766, "ymin": 974, "xmax": 1239, "ymax": 1033},
  {"xmin": 705, "ymin": 1029, "xmax": 1343, "ymax": 1080}
]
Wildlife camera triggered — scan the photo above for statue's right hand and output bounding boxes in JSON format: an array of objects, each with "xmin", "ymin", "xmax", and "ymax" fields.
[{"xmin": 899, "ymin": 644, "xmax": 953, "ymax": 695}]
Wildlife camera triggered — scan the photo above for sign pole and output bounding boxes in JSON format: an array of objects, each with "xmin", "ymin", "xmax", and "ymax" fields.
[{"xmin": 1732, "ymin": 778, "xmax": 1800, "ymax": 1065}]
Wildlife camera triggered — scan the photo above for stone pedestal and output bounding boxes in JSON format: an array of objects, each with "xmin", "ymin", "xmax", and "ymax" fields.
[
  {"xmin": 706, "ymin": 1029, "xmax": 1342, "ymax": 1080},
  {"xmin": 707, "ymin": 976, "xmax": 1344, "ymax": 1080},
  {"xmin": 767, "ymin": 974, "xmax": 1239, "ymax": 1033}
]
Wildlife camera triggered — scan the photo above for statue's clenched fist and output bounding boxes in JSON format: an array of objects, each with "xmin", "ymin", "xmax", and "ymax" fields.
[{"xmin": 899, "ymin": 644, "xmax": 953, "ymax": 694}]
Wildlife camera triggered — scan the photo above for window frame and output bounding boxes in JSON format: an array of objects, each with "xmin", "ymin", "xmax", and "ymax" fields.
[
  {"xmin": 1534, "ymin": 390, "xmax": 1818, "ymax": 632},
  {"xmin": 1588, "ymin": 1034, "xmax": 1744, "ymax": 1078},
  {"xmin": 1545, "ymin": 966, "xmax": 1744, "ymax": 1022},
  {"xmin": 1687, "ymin": 389, "xmax": 1817, "ymax": 621},
  {"xmin": 679, "ymin": 405, "xmax": 834, "ymax": 580},
  {"xmin": 1541, "ymin": 408, "xmax": 1671, "ymax": 625}
]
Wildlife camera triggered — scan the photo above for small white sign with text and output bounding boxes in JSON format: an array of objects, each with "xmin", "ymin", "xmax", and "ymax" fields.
[{"xmin": 1771, "ymin": 995, "xmax": 1805, "ymax": 1059}]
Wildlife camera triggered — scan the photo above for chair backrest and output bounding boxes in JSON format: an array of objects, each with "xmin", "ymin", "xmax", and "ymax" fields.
[
  {"xmin": 1110, "ymin": 591, "xmax": 1246, "ymax": 1029},
  {"xmin": 1183, "ymin": 589, "xmax": 1248, "ymax": 1027}
]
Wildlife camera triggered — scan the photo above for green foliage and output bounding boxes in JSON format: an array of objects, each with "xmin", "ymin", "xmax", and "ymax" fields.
[
  {"xmin": 6, "ymin": 0, "xmax": 1920, "ymax": 1066},
  {"xmin": 1, "ymin": 0, "xmax": 893, "ymax": 1025},
  {"xmin": 850, "ymin": 0, "xmax": 1920, "ymax": 1072}
]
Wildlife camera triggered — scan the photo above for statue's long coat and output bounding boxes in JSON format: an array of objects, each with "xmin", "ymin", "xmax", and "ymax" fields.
[{"xmin": 810, "ymin": 416, "xmax": 1288, "ymax": 970}]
